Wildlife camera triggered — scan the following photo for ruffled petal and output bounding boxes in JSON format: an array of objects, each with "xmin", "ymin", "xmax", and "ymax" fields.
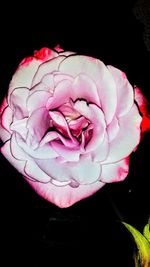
[
  {"xmin": 32, "ymin": 55, "xmax": 66, "ymax": 87},
  {"xmin": 71, "ymin": 74, "xmax": 101, "ymax": 106},
  {"xmin": 107, "ymin": 65, "xmax": 134, "ymax": 117},
  {"xmin": 59, "ymin": 55, "xmax": 117, "ymax": 123},
  {"xmin": 9, "ymin": 87, "xmax": 29, "ymax": 119},
  {"xmin": 27, "ymin": 90, "xmax": 51, "ymax": 114},
  {"xmin": 27, "ymin": 107, "xmax": 50, "ymax": 144},
  {"xmin": 74, "ymin": 101, "xmax": 106, "ymax": 152},
  {"xmin": 100, "ymin": 157, "xmax": 129, "ymax": 183},
  {"xmin": 46, "ymin": 79, "xmax": 72, "ymax": 110},
  {"xmin": 10, "ymin": 118, "xmax": 28, "ymax": 139},
  {"xmin": 103, "ymin": 104, "xmax": 142, "ymax": 163}
]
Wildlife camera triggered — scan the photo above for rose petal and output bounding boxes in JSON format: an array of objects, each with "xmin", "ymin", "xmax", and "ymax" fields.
[
  {"xmin": 10, "ymin": 133, "xmax": 30, "ymax": 160},
  {"xmin": 107, "ymin": 65, "xmax": 134, "ymax": 117},
  {"xmin": 27, "ymin": 90, "xmax": 51, "ymax": 114},
  {"xmin": 103, "ymin": 104, "xmax": 142, "ymax": 164},
  {"xmin": 8, "ymin": 58, "xmax": 42, "ymax": 95},
  {"xmin": 91, "ymin": 133, "xmax": 109, "ymax": 162},
  {"xmin": 0, "ymin": 124, "xmax": 11, "ymax": 142},
  {"xmin": 134, "ymin": 86, "xmax": 150, "ymax": 133},
  {"xmin": 59, "ymin": 55, "xmax": 117, "ymax": 123},
  {"xmin": 15, "ymin": 132, "xmax": 58, "ymax": 159},
  {"xmin": 24, "ymin": 160, "xmax": 51, "ymax": 183},
  {"xmin": 71, "ymin": 74, "xmax": 101, "ymax": 106},
  {"xmin": 101, "ymin": 157, "xmax": 129, "ymax": 183},
  {"xmin": 54, "ymin": 73, "xmax": 73, "ymax": 87},
  {"xmin": 74, "ymin": 101, "xmax": 106, "ymax": 152},
  {"xmin": 10, "ymin": 118, "xmax": 28, "ymax": 139},
  {"xmin": 32, "ymin": 55, "xmax": 66, "ymax": 87},
  {"xmin": 27, "ymin": 107, "xmax": 50, "ymax": 144},
  {"xmin": 107, "ymin": 116, "xmax": 119, "ymax": 142},
  {"xmin": 46, "ymin": 79, "xmax": 72, "ymax": 110},
  {"xmin": 9, "ymin": 87, "xmax": 29, "ymax": 119},
  {"xmin": 69, "ymin": 154, "xmax": 101, "ymax": 184},
  {"xmin": 51, "ymin": 141, "xmax": 80, "ymax": 161},
  {"xmin": 1, "ymin": 106, "xmax": 13, "ymax": 132},
  {"xmin": 26, "ymin": 177, "xmax": 105, "ymax": 208}
]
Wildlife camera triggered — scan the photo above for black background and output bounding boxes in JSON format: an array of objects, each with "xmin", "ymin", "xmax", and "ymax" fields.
[{"xmin": 0, "ymin": 1, "xmax": 150, "ymax": 266}]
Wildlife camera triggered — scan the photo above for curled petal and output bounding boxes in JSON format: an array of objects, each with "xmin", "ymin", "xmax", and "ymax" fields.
[
  {"xmin": 9, "ymin": 87, "xmax": 29, "ymax": 119},
  {"xmin": 27, "ymin": 107, "xmax": 50, "ymax": 144},
  {"xmin": 101, "ymin": 157, "xmax": 129, "ymax": 183},
  {"xmin": 74, "ymin": 101, "xmax": 106, "ymax": 152},
  {"xmin": 107, "ymin": 116, "xmax": 119, "ymax": 142},
  {"xmin": 91, "ymin": 133, "xmax": 109, "ymax": 162}
]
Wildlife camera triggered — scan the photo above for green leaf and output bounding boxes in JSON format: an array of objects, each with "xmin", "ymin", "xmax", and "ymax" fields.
[
  {"xmin": 143, "ymin": 218, "xmax": 150, "ymax": 243},
  {"xmin": 122, "ymin": 222, "xmax": 150, "ymax": 267}
]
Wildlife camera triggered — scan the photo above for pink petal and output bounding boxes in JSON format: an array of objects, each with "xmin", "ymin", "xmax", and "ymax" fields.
[
  {"xmin": 35, "ymin": 158, "xmax": 71, "ymax": 182},
  {"xmin": 134, "ymin": 86, "xmax": 150, "ymax": 133},
  {"xmin": 26, "ymin": 177, "xmax": 105, "ymax": 208},
  {"xmin": 103, "ymin": 104, "xmax": 142, "ymax": 164},
  {"xmin": 9, "ymin": 87, "xmax": 29, "ymax": 119},
  {"xmin": 54, "ymin": 73, "xmax": 73, "ymax": 87},
  {"xmin": 1, "ymin": 106, "xmax": 13, "ymax": 133},
  {"xmin": 101, "ymin": 157, "xmax": 129, "ymax": 183},
  {"xmin": 0, "ymin": 124, "xmax": 11, "ymax": 142},
  {"xmin": 46, "ymin": 79, "xmax": 72, "ymax": 110},
  {"xmin": 27, "ymin": 107, "xmax": 50, "ymax": 143},
  {"xmin": 107, "ymin": 116, "xmax": 119, "ymax": 142},
  {"xmin": 51, "ymin": 141, "xmax": 80, "ymax": 161},
  {"xmin": 71, "ymin": 74, "xmax": 101, "ymax": 106},
  {"xmin": 10, "ymin": 118, "xmax": 28, "ymax": 139},
  {"xmin": 40, "ymin": 131, "xmax": 78, "ymax": 148},
  {"xmin": 0, "ymin": 97, "xmax": 8, "ymax": 114},
  {"xmin": 91, "ymin": 133, "xmax": 109, "ymax": 162},
  {"xmin": 74, "ymin": 101, "xmax": 106, "ymax": 152},
  {"xmin": 107, "ymin": 65, "xmax": 134, "ymax": 117},
  {"xmin": 31, "ymin": 55, "xmax": 66, "ymax": 87},
  {"xmin": 49, "ymin": 110, "xmax": 78, "ymax": 144},
  {"xmin": 10, "ymin": 133, "xmax": 30, "ymax": 160},
  {"xmin": 27, "ymin": 90, "xmax": 51, "ymax": 114},
  {"xmin": 59, "ymin": 55, "xmax": 117, "ymax": 123},
  {"xmin": 24, "ymin": 160, "xmax": 51, "ymax": 183},
  {"xmin": 15, "ymin": 132, "xmax": 58, "ymax": 159},
  {"xmin": 69, "ymin": 154, "xmax": 101, "ymax": 184},
  {"xmin": 8, "ymin": 58, "xmax": 42, "ymax": 95},
  {"xmin": 33, "ymin": 47, "xmax": 58, "ymax": 61}
]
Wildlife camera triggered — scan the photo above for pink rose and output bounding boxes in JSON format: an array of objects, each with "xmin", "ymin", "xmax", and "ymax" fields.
[{"xmin": 0, "ymin": 46, "xmax": 149, "ymax": 208}]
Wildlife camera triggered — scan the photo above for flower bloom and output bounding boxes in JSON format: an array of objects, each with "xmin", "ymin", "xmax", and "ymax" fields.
[{"xmin": 0, "ymin": 46, "xmax": 149, "ymax": 208}]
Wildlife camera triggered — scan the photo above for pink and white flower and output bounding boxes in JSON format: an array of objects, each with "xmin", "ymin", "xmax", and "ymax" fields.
[{"xmin": 0, "ymin": 46, "xmax": 149, "ymax": 208}]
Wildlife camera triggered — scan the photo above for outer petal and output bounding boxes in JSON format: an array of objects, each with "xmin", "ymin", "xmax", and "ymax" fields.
[
  {"xmin": 134, "ymin": 86, "xmax": 150, "ymax": 133},
  {"xmin": 59, "ymin": 55, "xmax": 117, "ymax": 124},
  {"xmin": 27, "ymin": 90, "xmax": 51, "ymax": 114},
  {"xmin": 24, "ymin": 160, "xmax": 51, "ymax": 183},
  {"xmin": 100, "ymin": 157, "xmax": 129, "ymax": 183},
  {"xmin": 103, "ymin": 104, "xmax": 142, "ymax": 164},
  {"xmin": 69, "ymin": 154, "xmax": 101, "ymax": 184},
  {"xmin": 31, "ymin": 55, "xmax": 66, "ymax": 87},
  {"xmin": 26, "ymin": 178, "xmax": 105, "ymax": 208},
  {"xmin": 107, "ymin": 65, "xmax": 134, "ymax": 117},
  {"xmin": 1, "ymin": 106, "xmax": 13, "ymax": 132}
]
